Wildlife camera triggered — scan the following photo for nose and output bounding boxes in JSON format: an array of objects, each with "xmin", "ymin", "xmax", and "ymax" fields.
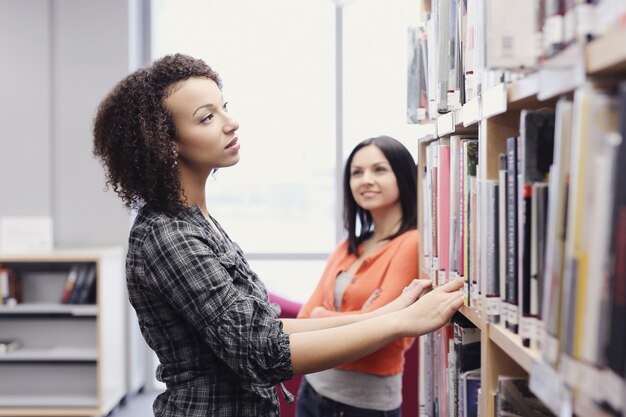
[
  {"xmin": 223, "ymin": 113, "xmax": 239, "ymax": 133},
  {"xmin": 361, "ymin": 169, "xmax": 375, "ymax": 184}
]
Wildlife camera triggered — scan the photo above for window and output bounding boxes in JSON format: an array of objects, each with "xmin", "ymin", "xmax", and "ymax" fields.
[
  {"xmin": 152, "ymin": 0, "xmax": 336, "ymax": 302},
  {"xmin": 148, "ymin": 0, "xmax": 421, "ymax": 389}
]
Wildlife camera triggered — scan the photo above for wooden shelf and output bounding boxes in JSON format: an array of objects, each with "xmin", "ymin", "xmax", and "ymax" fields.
[
  {"xmin": 586, "ymin": 25, "xmax": 626, "ymax": 75},
  {"xmin": 488, "ymin": 324, "xmax": 540, "ymax": 373},
  {"xmin": 459, "ymin": 305, "xmax": 482, "ymax": 330}
]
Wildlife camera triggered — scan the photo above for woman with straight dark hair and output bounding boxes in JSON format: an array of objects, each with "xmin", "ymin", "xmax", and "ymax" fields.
[
  {"xmin": 297, "ymin": 136, "xmax": 421, "ymax": 417},
  {"xmin": 92, "ymin": 54, "xmax": 464, "ymax": 417}
]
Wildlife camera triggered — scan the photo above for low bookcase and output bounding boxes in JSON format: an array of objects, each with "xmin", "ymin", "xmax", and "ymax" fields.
[{"xmin": 0, "ymin": 247, "xmax": 126, "ymax": 417}]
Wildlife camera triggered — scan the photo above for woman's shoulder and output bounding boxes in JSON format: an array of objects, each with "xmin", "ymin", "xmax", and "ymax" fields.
[
  {"xmin": 395, "ymin": 228, "xmax": 419, "ymax": 244},
  {"xmin": 130, "ymin": 206, "xmax": 208, "ymax": 248}
]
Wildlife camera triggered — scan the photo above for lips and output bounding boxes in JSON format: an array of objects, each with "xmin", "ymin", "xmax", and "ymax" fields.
[{"xmin": 226, "ymin": 137, "xmax": 238, "ymax": 149}]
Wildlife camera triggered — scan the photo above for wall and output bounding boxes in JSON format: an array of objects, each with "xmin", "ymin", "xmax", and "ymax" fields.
[
  {"xmin": 0, "ymin": 0, "xmax": 149, "ymax": 395},
  {"xmin": 0, "ymin": 0, "xmax": 144, "ymax": 248}
]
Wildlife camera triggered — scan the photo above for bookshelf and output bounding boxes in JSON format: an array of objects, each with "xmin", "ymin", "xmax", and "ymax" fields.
[
  {"xmin": 0, "ymin": 247, "xmax": 126, "ymax": 417},
  {"xmin": 413, "ymin": 2, "xmax": 626, "ymax": 416}
]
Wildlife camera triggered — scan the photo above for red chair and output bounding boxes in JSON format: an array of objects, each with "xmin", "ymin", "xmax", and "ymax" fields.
[{"xmin": 269, "ymin": 293, "xmax": 419, "ymax": 417}]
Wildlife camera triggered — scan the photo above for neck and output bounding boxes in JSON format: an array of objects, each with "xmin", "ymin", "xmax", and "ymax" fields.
[
  {"xmin": 370, "ymin": 205, "xmax": 403, "ymax": 241},
  {"xmin": 178, "ymin": 164, "xmax": 211, "ymax": 218}
]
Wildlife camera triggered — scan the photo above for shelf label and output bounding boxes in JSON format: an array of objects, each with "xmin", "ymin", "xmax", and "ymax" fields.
[{"xmin": 529, "ymin": 360, "xmax": 572, "ymax": 417}]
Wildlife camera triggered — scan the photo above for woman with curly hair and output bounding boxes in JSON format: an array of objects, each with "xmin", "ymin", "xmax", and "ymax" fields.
[{"xmin": 92, "ymin": 53, "xmax": 464, "ymax": 417}]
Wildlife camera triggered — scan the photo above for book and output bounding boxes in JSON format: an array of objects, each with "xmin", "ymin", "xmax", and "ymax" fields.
[
  {"xmin": 438, "ymin": 139, "xmax": 451, "ymax": 284},
  {"xmin": 0, "ymin": 338, "xmax": 21, "ymax": 354},
  {"xmin": 462, "ymin": 369, "xmax": 481, "ymax": 417},
  {"xmin": 605, "ymin": 82, "xmax": 626, "ymax": 378},
  {"xmin": 486, "ymin": 179, "xmax": 500, "ymax": 323},
  {"xmin": 517, "ymin": 109, "xmax": 556, "ymax": 347},
  {"xmin": 60, "ymin": 265, "xmax": 80, "ymax": 304},
  {"xmin": 75, "ymin": 265, "xmax": 97, "ymax": 304},
  {"xmin": 561, "ymin": 86, "xmax": 618, "ymax": 360},
  {"xmin": 498, "ymin": 153, "xmax": 508, "ymax": 328},
  {"xmin": 541, "ymin": 97, "xmax": 573, "ymax": 366},
  {"xmin": 505, "ymin": 136, "xmax": 519, "ymax": 333},
  {"xmin": 496, "ymin": 376, "xmax": 555, "ymax": 417},
  {"xmin": 485, "ymin": 0, "xmax": 540, "ymax": 70}
]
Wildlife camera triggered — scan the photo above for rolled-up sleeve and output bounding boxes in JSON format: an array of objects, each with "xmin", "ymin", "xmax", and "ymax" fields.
[{"xmin": 142, "ymin": 219, "xmax": 293, "ymax": 386}]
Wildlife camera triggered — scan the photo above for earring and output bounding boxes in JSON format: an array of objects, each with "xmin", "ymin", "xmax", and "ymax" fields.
[{"xmin": 173, "ymin": 149, "xmax": 178, "ymax": 166}]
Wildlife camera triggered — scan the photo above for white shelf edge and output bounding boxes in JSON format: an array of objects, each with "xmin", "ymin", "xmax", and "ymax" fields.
[
  {"xmin": 481, "ymin": 83, "xmax": 507, "ymax": 118},
  {"xmin": 0, "ymin": 303, "xmax": 98, "ymax": 316},
  {"xmin": 436, "ymin": 111, "xmax": 455, "ymax": 136},
  {"xmin": 0, "ymin": 394, "xmax": 98, "ymax": 408},
  {"xmin": 461, "ymin": 97, "xmax": 481, "ymax": 127},
  {"xmin": 507, "ymin": 72, "xmax": 540, "ymax": 104},
  {"xmin": 0, "ymin": 347, "xmax": 97, "ymax": 362}
]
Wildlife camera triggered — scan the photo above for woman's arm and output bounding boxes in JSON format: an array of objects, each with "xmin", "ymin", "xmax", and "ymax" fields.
[
  {"xmin": 280, "ymin": 278, "xmax": 432, "ymax": 334},
  {"xmin": 288, "ymin": 278, "xmax": 464, "ymax": 375}
]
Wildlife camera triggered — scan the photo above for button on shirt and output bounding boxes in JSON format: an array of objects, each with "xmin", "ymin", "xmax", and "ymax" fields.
[{"xmin": 126, "ymin": 205, "xmax": 293, "ymax": 416}]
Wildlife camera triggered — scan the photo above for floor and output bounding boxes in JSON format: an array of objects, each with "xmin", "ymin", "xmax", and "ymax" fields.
[{"xmin": 110, "ymin": 389, "xmax": 160, "ymax": 417}]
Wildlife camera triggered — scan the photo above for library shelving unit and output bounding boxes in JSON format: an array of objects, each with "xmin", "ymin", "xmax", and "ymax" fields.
[
  {"xmin": 416, "ymin": 21, "xmax": 626, "ymax": 417},
  {"xmin": 0, "ymin": 247, "xmax": 126, "ymax": 417}
]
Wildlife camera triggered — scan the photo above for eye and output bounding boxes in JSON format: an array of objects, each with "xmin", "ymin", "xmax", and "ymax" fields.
[
  {"xmin": 222, "ymin": 101, "xmax": 229, "ymax": 111},
  {"xmin": 350, "ymin": 169, "xmax": 362, "ymax": 177},
  {"xmin": 375, "ymin": 166, "xmax": 388, "ymax": 173},
  {"xmin": 201, "ymin": 113, "xmax": 214, "ymax": 123}
]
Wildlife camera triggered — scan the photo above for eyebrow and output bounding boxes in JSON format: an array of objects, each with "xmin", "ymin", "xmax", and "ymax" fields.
[
  {"xmin": 351, "ymin": 161, "xmax": 390, "ymax": 169},
  {"xmin": 192, "ymin": 103, "xmax": 216, "ymax": 117}
]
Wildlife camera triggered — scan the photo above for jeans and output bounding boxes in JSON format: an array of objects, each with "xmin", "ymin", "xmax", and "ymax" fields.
[{"xmin": 295, "ymin": 378, "xmax": 402, "ymax": 417}]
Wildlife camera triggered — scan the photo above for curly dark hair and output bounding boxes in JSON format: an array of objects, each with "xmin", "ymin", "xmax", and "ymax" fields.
[
  {"xmin": 92, "ymin": 53, "xmax": 222, "ymax": 213},
  {"xmin": 343, "ymin": 135, "xmax": 417, "ymax": 254}
]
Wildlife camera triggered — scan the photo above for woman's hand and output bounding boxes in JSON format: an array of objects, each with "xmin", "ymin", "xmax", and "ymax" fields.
[
  {"xmin": 400, "ymin": 278, "xmax": 465, "ymax": 336},
  {"xmin": 310, "ymin": 306, "xmax": 328, "ymax": 317},
  {"xmin": 372, "ymin": 278, "xmax": 433, "ymax": 316}
]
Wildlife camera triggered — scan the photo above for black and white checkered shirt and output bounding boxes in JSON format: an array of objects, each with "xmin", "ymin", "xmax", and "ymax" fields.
[{"xmin": 126, "ymin": 205, "xmax": 293, "ymax": 416}]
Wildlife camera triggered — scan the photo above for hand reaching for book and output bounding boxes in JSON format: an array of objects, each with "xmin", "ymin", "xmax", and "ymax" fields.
[
  {"xmin": 372, "ymin": 278, "xmax": 433, "ymax": 316},
  {"xmin": 400, "ymin": 278, "xmax": 465, "ymax": 336}
]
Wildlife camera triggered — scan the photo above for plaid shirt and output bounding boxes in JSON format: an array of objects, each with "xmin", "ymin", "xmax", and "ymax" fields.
[{"xmin": 126, "ymin": 205, "xmax": 293, "ymax": 416}]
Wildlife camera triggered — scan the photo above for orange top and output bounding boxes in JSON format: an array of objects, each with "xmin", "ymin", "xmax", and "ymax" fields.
[{"xmin": 298, "ymin": 229, "xmax": 420, "ymax": 375}]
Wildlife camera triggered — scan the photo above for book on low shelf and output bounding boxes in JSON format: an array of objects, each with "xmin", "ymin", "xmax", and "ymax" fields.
[
  {"xmin": 495, "ymin": 376, "xmax": 555, "ymax": 417},
  {"xmin": 0, "ymin": 267, "xmax": 22, "ymax": 306},
  {"xmin": 0, "ymin": 338, "xmax": 21, "ymax": 354},
  {"xmin": 462, "ymin": 368, "xmax": 481, "ymax": 417}
]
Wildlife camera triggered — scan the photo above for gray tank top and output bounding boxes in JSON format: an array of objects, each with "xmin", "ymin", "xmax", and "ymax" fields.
[{"xmin": 307, "ymin": 271, "xmax": 403, "ymax": 411}]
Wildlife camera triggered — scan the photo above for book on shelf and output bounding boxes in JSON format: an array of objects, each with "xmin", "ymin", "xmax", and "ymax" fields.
[
  {"xmin": 0, "ymin": 338, "xmax": 21, "ymax": 354},
  {"xmin": 484, "ymin": 0, "xmax": 541, "ymax": 70},
  {"xmin": 0, "ymin": 267, "xmax": 22, "ymax": 306},
  {"xmin": 464, "ymin": 139, "xmax": 479, "ymax": 306},
  {"xmin": 605, "ymin": 81, "xmax": 626, "ymax": 380},
  {"xmin": 495, "ymin": 376, "xmax": 555, "ymax": 417},
  {"xmin": 438, "ymin": 139, "xmax": 451, "ymax": 284},
  {"xmin": 517, "ymin": 109, "xmax": 556, "ymax": 348},
  {"xmin": 505, "ymin": 136, "xmax": 519, "ymax": 333},
  {"xmin": 561, "ymin": 86, "xmax": 618, "ymax": 363},
  {"xmin": 540, "ymin": 97, "xmax": 573, "ymax": 366},
  {"xmin": 462, "ymin": 368, "xmax": 481, "ymax": 417},
  {"xmin": 407, "ymin": 26, "xmax": 429, "ymax": 123},
  {"xmin": 60, "ymin": 265, "xmax": 80, "ymax": 304},
  {"xmin": 62, "ymin": 264, "xmax": 97, "ymax": 305},
  {"xmin": 530, "ymin": 182, "xmax": 549, "ymax": 350},
  {"xmin": 486, "ymin": 179, "xmax": 500, "ymax": 324},
  {"xmin": 498, "ymin": 153, "xmax": 508, "ymax": 328}
]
